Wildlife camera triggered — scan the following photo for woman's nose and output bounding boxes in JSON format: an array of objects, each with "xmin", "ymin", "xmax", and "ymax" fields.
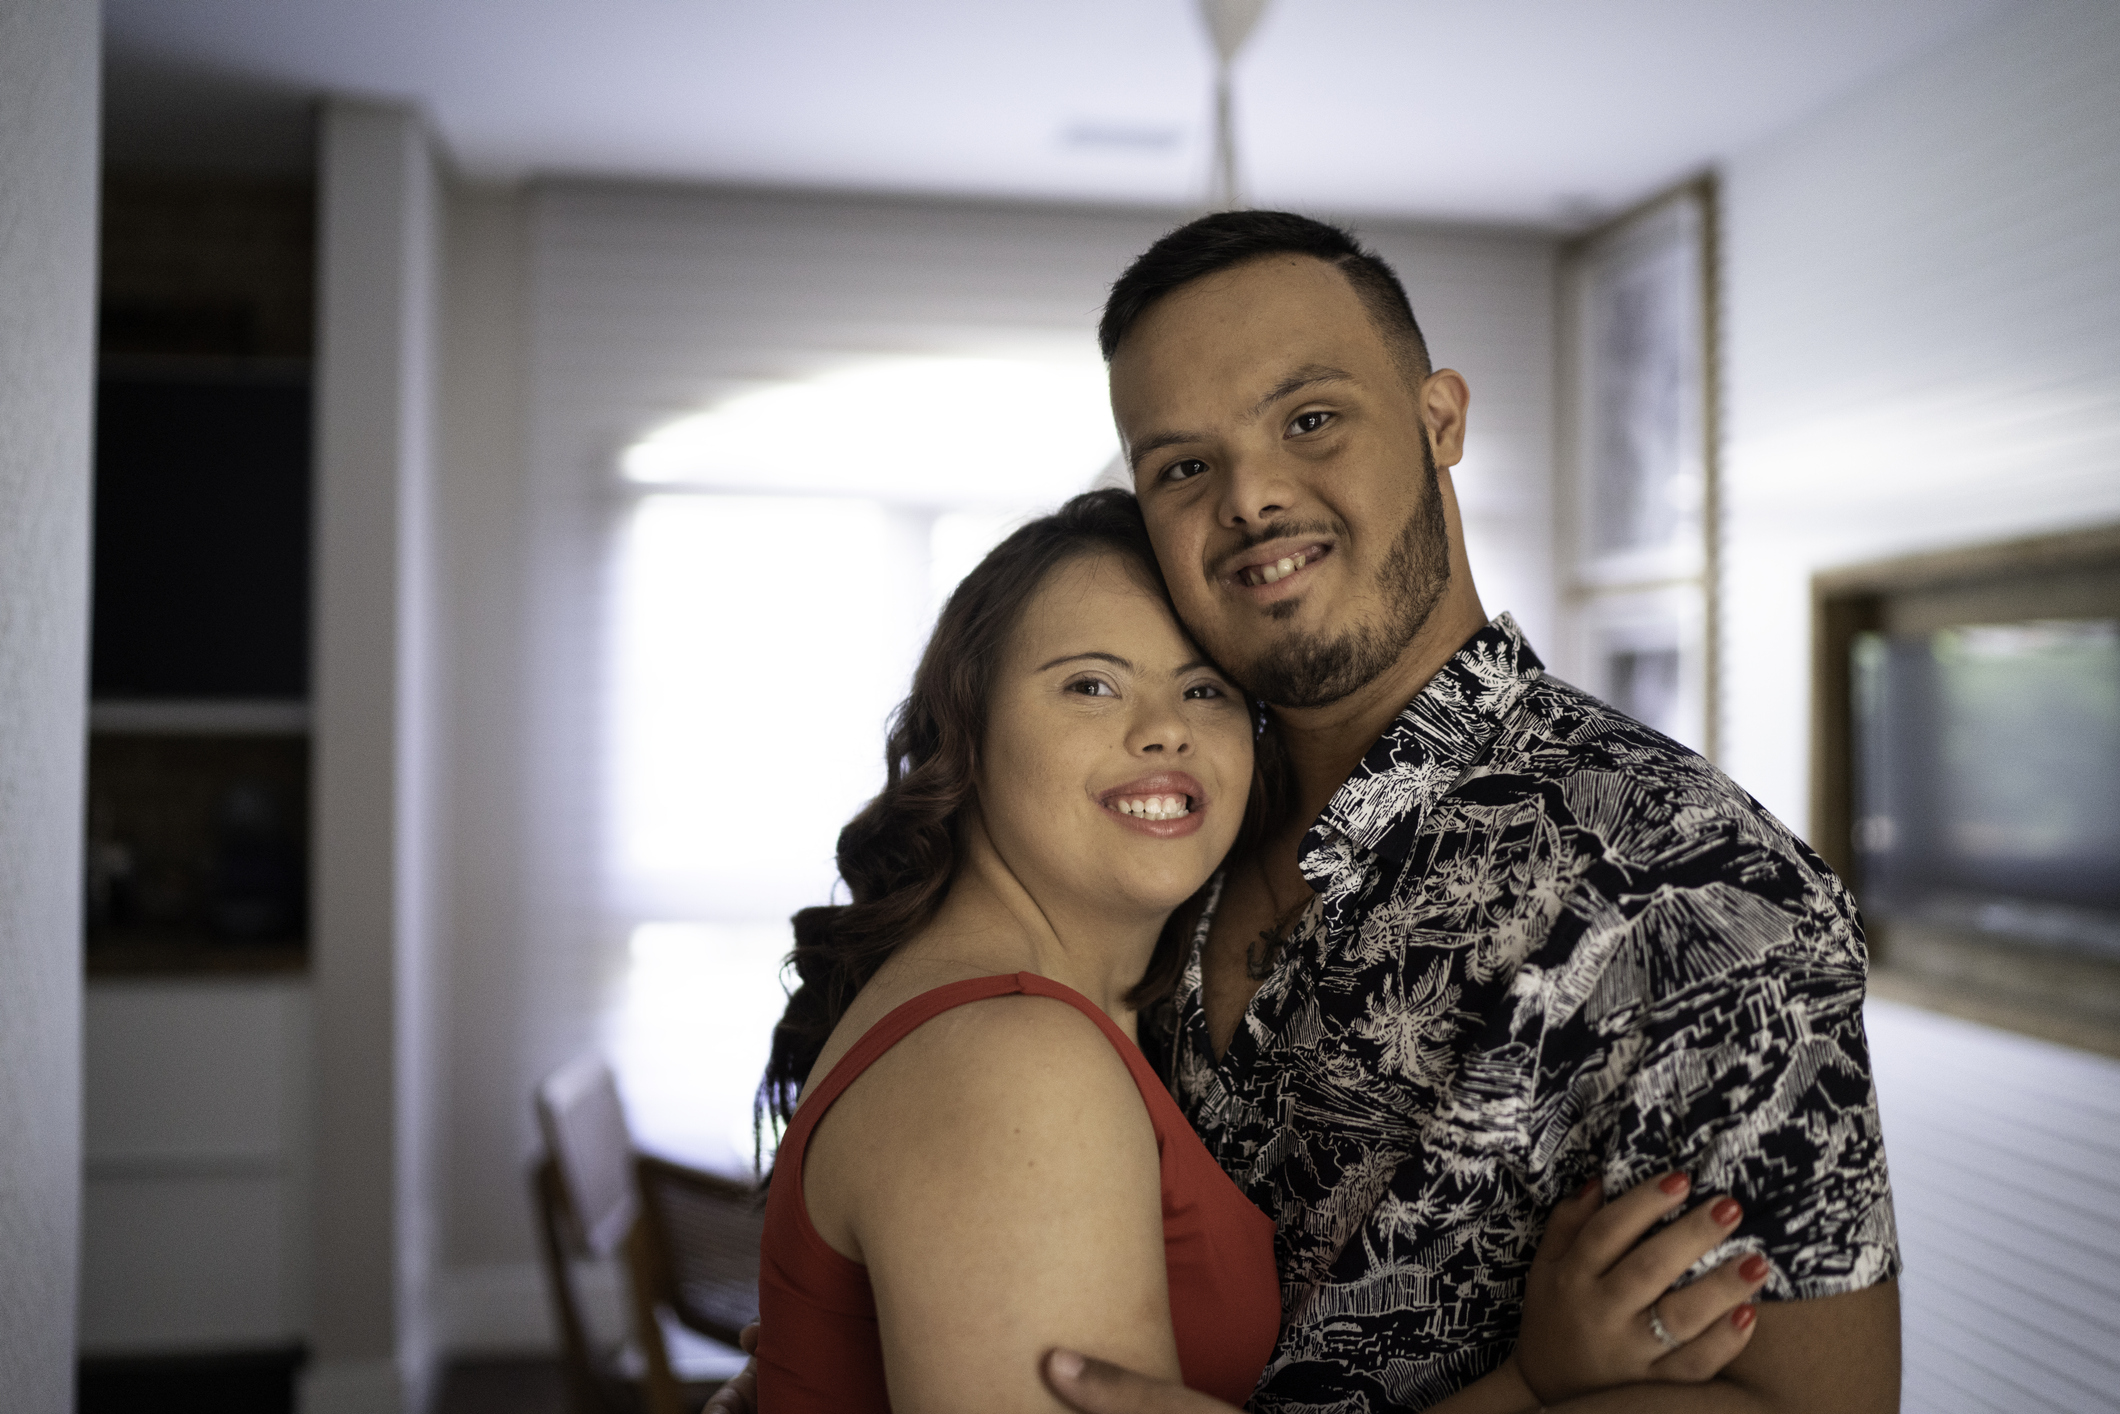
[{"xmin": 1131, "ymin": 705, "xmax": 1191, "ymax": 756}]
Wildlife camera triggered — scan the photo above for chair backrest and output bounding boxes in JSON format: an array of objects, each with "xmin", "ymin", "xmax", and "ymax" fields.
[
  {"xmin": 635, "ymin": 1155, "xmax": 765, "ymax": 1347},
  {"xmin": 535, "ymin": 1054, "xmax": 638, "ymax": 1259}
]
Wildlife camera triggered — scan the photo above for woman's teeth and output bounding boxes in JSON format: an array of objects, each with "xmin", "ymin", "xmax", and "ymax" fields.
[
  {"xmin": 1113, "ymin": 795, "xmax": 1190, "ymax": 821},
  {"xmin": 1245, "ymin": 553, "xmax": 1307, "ymax": 586}
]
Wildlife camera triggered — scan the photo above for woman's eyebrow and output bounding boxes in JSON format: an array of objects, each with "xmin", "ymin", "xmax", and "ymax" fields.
[{"xmin": 1037, "ymin": 650, "xmax": 1134, "ymax": 672}]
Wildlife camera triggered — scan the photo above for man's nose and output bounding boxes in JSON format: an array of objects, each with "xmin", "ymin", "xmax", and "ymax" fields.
[{"xmin": 1216, "ymin": 452, "xmax": 1299, "ymax": 527}]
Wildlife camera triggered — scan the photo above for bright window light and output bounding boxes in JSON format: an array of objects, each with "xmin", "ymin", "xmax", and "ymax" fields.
[
  {"xmin": 619, "ymin": 356, "xmax": 1117, "ymax": 506},
  {"xmin": 609, "ymin": 494, "xmax": 932, "ymax": 920},
  {"xmin": 608, "ymin": 922, "xmax": 796, "ymax": 1170},
  {"xmin": 605, "ymin": 355, "xmax": 1117, "ymax": 1175}
]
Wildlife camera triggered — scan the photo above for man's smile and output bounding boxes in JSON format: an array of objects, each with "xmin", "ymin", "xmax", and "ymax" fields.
[{"xmin": 1221, "ymin": 538, "xmax": 1334, "ymax": 595}]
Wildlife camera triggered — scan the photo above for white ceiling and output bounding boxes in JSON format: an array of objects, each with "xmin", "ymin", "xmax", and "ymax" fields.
[{"xmin": 104, "ymin": 0, "xmax": 2017, "ymax": 227}]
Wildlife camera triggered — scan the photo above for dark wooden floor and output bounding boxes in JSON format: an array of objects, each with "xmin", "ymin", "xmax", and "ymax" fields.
[{"xmin": 431, "ymin": 1357, "xmax": 572, "ymax": 1414}]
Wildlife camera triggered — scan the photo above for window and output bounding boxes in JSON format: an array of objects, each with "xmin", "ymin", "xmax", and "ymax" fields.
[{"xmin": 603, "ymin": 356, "xmax": 1116, "ymax": 1169}]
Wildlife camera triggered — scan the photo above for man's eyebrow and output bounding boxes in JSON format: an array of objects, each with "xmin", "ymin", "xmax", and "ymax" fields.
[
  {"xmin": 1125, "ymin": 365, "xmax": 1357, "ymax": 473},
  {"xmin": 1036, "ymin": 650, "xmax": 1135, "ymax": 672},
  {"xmin": 1248, "ymin": 364, "xmax": 1355, "ymax": 418},
  {"xmin": 1126, "ymin": 429, "xmax": 1206, "ymax": 474}
]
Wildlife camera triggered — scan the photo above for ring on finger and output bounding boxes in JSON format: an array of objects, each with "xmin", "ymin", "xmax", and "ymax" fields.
[{"xmin": 1646, "ymin": 1300, "xmax": 1683, "ymax": 1352}]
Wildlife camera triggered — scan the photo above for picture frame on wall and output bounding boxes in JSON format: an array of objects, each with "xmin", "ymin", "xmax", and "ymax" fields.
[
  {"xmin": 1571, "ymin": 583, "xmax": 1708, "ymax": 750},
  {"xmin": 1559, "ymin": 178, "xmax": 1719, "ymax": 758}
]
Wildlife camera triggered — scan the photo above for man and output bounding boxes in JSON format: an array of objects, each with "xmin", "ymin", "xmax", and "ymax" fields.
[{"xmin": 1040, "ymin": 212, "xmax": 1898, "ymax": 1413}]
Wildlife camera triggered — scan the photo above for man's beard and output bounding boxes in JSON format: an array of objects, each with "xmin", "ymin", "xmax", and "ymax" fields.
[{"xmin": 1231, "ymin": 446, "xmax": 1452, "ymax": 710}]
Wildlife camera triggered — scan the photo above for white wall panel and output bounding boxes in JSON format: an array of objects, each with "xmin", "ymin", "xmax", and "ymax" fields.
[
  {"xmin": 1720, "ymin": 0, "xmax": 2120, "ymax": 831},
  {"xmin": 309, "ymin": 97, "xmax": 447, "ymax": 1413},
  {"xmin": 0, "ymin": 0, "xmax": 97, "ymax": 1405},
  {"xmin": 79, "ymin": 979, "xmax": 314, "ymax": 1354},
  {"xmin": 80, "ymin": 1175, "xmax": 297, "ymax": 1350},
  {"xmin": 1720, "ymin": 6, "xmax": 2120, "ymax": 1409}
]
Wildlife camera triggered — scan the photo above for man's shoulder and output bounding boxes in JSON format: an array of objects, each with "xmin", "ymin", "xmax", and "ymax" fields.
[{"xmin": 1461, "ymin": 673, "xmax": 1864, "ymax": 971}]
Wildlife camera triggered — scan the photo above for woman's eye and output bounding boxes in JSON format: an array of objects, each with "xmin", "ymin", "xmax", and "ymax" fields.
[
  {"xmin": 1161, "ymin": 458, "xmax": 1209, "ymax": 484},
  {"xmin": 1183, "ymin": 682, "xmax": 1226, "ymax": 700},
  {"xmin": 1067, "ymin": 679, "xmax": 1117, "ymax": 697},
  {"xmin": 1290, "ymin": 410, "xmax": 1332, "ymax": 436}
]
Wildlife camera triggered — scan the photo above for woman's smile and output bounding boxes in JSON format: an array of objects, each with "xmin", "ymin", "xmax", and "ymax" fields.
[{"xmin": 1099, "ymin": 770, "xmax": 1208, "ymax": 837}]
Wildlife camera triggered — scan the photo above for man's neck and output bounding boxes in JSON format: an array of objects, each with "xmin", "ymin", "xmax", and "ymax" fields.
[{"xmin": 1272, "ymin": 589, "xmax": 1490, "ymax": 833}]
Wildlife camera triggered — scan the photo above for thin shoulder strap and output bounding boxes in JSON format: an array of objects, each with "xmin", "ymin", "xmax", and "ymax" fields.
[
  {"xmin": 787, "ymin": 973, "xmax": 1036, "ymax": 1146},
  {"xmin": 787, "ymin": 972, "xmax": 1157, "ymax": 1147}
]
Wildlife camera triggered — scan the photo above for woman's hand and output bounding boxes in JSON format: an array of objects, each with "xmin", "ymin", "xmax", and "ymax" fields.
[{"xmin": 1512, "ymin": 1173, "xmax": 1771, "ymax": 1406}]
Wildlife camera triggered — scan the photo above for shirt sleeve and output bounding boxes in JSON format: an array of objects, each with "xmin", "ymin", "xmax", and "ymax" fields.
[{"xmin": 1591, "ymin": 873, "xmax": 1903, "ymax": 1300}]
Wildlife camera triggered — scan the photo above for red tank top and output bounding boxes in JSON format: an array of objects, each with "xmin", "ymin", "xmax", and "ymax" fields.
[{"xmin": 755, "ymin": 972, "xmax": 1279, "ymax": 1412}]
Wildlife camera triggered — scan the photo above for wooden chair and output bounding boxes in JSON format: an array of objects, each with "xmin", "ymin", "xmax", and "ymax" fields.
[{"xmin": 533, "ymin": 1055, "xmax": 763, "ymax": 1414}]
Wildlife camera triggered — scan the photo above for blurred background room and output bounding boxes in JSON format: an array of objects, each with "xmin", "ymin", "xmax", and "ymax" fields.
[{"xmin": 1, "ymin": 1, "xmax": 2116, "ymax": 1411}]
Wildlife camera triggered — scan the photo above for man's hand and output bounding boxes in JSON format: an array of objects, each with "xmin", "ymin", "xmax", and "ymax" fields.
[
  {"xmin": 1042, "ymin": 1349, "xmax": 1240, "ymax": 1414},
  {"xmin": 701, "ymin": 1322, "xmax": 761, "ymax": 1414}
]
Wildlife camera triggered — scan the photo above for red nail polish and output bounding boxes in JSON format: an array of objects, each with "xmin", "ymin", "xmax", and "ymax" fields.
[
  {"xmin": 1712, "ymin": 1197, "xmax": 1742, "ymax": 1225},
  {"xmin": 1740, "ymin": 1253, "xmax": 1770, "ymax": 1282},
  {"xmin": 1732, "ymin": 1305, "xmax": 1757, "ymax": 1332},
  {"xmin": 1659, "ymin": 1172, "xmax": 1690, "ymax": 1196}
]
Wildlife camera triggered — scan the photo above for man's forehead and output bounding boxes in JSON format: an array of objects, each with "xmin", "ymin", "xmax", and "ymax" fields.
[{"xmin": 1110, "ymin": 259, "xmax": 1385, "ymax": 403}]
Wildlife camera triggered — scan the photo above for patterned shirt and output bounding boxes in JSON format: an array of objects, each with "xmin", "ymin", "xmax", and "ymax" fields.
[{"xmin": 1170, "ymin": 615, "xmax": 1900, "ymax": 1412}]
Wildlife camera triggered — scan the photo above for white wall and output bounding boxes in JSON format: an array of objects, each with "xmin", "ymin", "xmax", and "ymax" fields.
[
  {"xmin": 80, "ymin": 979, "xmax": 313, "ymax": 1353},
  {"xmin": 0, "ymin": 0, "xmax": 97, "ymax": 1407},
  {"xmin": 1720, "ymin": 0, "xmax": 2120, "ymax": 832},
  {"xmin": 420, "ymin": 184, "xmax": 1560, "ymax": 1348},
  {"xmin": 306, "ymin": 99, "xmax": 448, "ymax": 1414},
  {"xmin": 1719, "ymin": 7, "xmax": 2120, "ymax": 1410}
]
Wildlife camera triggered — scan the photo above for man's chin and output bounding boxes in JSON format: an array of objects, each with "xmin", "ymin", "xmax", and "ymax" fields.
[{"xmin": 1226, "ymin": 627, "xmax": 1387, "ymax": 711}]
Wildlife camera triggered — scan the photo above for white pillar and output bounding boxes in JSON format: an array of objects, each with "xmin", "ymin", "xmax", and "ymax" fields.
[
  {"xmin": 304, "ymin": 99, "xmax": 445, "ymax": 1414},
  {"xmin": 0, "ymin": 1, "xmax": 99, "ymax": 1409}
]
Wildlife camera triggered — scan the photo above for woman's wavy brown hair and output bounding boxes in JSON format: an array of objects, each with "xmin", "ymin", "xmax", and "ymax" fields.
[{"xmin": 757, "ymin": 489, "xmax": 1291, "ymax": 1142}]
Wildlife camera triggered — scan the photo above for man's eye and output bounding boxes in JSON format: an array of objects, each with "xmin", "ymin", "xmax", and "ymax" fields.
[
  {"xmin": 1290, "ymin": 410, "xmax": 1332, "ymax": 435},
  {"xmin": 1068, "ymin": 679, "xmax": 1117, "ymax": 697},
  {"xmin": 1161, "ymin": 458, "xmax": 1209, "ymax": 483}
]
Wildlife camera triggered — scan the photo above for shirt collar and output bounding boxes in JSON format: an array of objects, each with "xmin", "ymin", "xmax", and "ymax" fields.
[{"xmin": 1302, "ymin": 613, "xmax": 1544, "ymax": 874}]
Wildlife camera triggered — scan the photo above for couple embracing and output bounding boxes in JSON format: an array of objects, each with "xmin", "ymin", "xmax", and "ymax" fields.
[{"xmin": 729, "ymin": 211, "xmax": 1901, "ymax": 1413}]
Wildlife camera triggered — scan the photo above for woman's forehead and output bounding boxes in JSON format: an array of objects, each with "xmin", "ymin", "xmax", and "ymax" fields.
[{"xmin": 1014, "ymin": 552, "xmax": 1197, "ymax": 666}]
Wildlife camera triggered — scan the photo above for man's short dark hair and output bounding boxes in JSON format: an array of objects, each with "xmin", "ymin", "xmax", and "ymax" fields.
[{"xmin": 1098, "ymin": 210, "xmax": 1431, "ymax": 382}]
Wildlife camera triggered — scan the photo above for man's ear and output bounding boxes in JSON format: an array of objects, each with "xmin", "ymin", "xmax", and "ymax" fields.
[{"xmin": 1419, "ymin": 369, "xmax": 1471, "ymax": 470}]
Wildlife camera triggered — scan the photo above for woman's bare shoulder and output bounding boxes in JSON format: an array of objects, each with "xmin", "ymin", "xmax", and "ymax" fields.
[
  {"xmin": 846, "ymin": 984, "xmax": 1143, "ymax": 1130},
  {"xmin": 802, "ymin": 982, "xmax": 1157, "ymax": 1258}
]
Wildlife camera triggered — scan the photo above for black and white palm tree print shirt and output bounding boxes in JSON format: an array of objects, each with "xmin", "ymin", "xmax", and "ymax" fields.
[{"xmin": 1169, "ymin": 615, "xmax": 1900, "ymax": 1413}]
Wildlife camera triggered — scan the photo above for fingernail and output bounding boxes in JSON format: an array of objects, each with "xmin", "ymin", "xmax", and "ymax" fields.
[
  {"xmin": 1579, "ymin": 1177, "xmax": 1601, "ymax": 1200},
  {"xmin": 1659, "ymin": 1172, "xmax": 1690, "ymax": 1196},
  {"xmin": 1712, "ymin": 1197, "xmax": 1743, "ymax": 1225},
  {"xmin": 1740, "ymin": 1253, "xmax": 1770, "ymax": 1282},
  {"xmin": 1049, "ymin": 1350, "xmax": 1085, "ymax": 1381},
  {"xmin": 1732, "ymin": 1304, "xmax": 1757, "ymax": 1332}
]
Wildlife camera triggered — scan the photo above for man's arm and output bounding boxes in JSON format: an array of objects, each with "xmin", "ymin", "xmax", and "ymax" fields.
[
  {"xmin": 1042, "ymin": 1284, "xmax": 1898, "ymax": 1414},
  {"xmin": 1547, "ymin": 1282, "xmax": 1900, "ymax": 1414},
  {"xmin": 1042, "ymin": 1175, "xmax": 1792, "ymax": 1414}
]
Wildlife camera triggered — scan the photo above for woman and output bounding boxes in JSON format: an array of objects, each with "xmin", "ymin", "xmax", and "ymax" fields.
[{"xmin": 752, "ymin": 491, "xmax": 1766, "ymax": 1412}]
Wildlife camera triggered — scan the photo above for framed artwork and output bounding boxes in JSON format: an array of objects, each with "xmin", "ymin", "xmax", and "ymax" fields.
[
  {"xmin": 1560, "ymin": 179, "xmax": 1719, "ymax": 757},
  {"xmin": 1572, "ymin": 584, "xmax": 1708, "ymax": 749}
]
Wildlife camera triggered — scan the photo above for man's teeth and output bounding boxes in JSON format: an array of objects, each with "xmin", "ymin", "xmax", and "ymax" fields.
[
  {"xmin": 1113, "ymin": 794, "xmax": 1191, "ymax": 821},
  {"xmin": 1246, "ymin": 552, "xmax": 1308, "ymax": 586}
]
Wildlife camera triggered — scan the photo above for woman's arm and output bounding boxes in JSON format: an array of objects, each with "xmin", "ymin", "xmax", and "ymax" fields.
[{"xmin": 811, "ymin": 993, "xmax": 1181, "ymax": 1413}]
